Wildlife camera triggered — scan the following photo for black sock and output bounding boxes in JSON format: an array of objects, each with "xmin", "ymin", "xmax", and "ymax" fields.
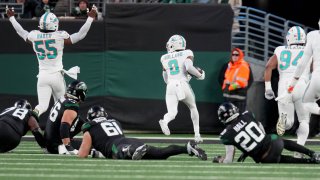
[
  {"xmin": 143, "ymin": 145, "xmax": 187, "ymax": 160},
  {"xmin": 280, "ymin": 155, "xmax": 316, "ymax": 164},
  {"xmin": 283, "ymin": 139, "xmax": 314, "ymax": 157}
]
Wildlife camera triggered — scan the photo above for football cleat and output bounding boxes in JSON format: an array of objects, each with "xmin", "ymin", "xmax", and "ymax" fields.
[
  {"xmin": 276, "ymin": 113, "xmax": 287, "ymax": 136},
  {"xmin": 293, "ymin": 152, "xmax": 304, "ymax": 159},
  {"xmin": 90, "ymin": 149, "xmax": 105, "ymax": 158},
  {"xmin": 159, "ymin": 119, "xmax": 170, "ymax": 135},
  {"xmin": 187, "ymin": 141, "xmax": 207, "ymax": 160},
  {"xmin": 194, "ymin": 134, "xmax": 203, "ymax": 144},
  {"xmin": 132, "ymin": 144, "xmax": 148, "ymax": 160}
]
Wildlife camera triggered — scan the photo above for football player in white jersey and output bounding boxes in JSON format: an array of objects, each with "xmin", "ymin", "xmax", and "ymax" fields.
[
  {"xmin": 288, "ymin": 19, "xmax": 320, "ymax": 116},
  {"xmin": 159, "ymin": 35, "xmax": 205, "ymax": 143},
  {"xmin": 6, "ymin": 6, "xmax": 97, "ymax": 118},
  {"xmin": 264, "ymin": 26, "xmax": 310, "ymax": 151}
]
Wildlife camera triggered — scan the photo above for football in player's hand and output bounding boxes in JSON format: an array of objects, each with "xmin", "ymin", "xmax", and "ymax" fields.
[{"xmin": 189, "ymin": 66, "xmax": 203, "ymax": 77}]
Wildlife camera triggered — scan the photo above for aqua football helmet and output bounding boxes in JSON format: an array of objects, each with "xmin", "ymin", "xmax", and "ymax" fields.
[
  {"xmin": 166, "ymin": 35, "xmax": 186, "ymax": 53},
  {"xmin": 286, "ymin": 26, "xmax": 306, "ymax": 46},
  {"xmin": 39, "ymin": 12, "xmax": 59, "ymax": 31},
  {"xmin": 87, "ymin": 105, "xmax": 108, "ymax": 121},
  {"xmin": 14, "ymin": 99, "xmax": 32, "ymax": 110},
  {"xmin": 218, "ymin": 102, "xmax": 239, "ymax": 124}
]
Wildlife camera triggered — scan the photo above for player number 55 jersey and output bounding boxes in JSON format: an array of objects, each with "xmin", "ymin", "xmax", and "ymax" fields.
[{"xmin": 27, "ymin": 30, "xmax": 70, "ymax": 73}]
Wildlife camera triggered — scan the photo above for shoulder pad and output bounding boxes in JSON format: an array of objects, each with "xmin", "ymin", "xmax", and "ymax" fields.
[
  {"xmin": 184, "ymin": 49, "xmax": 194, "ymax": 57},
  {"xmin": 81, "ymin": 122, "xmax": 91, "ymax": 132}
]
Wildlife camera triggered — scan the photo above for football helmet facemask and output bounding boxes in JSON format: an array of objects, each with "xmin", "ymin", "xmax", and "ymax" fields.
[
  {"xmin": 66, "ymin": 80, "xmax": 88, "ymax": 102},
  {"xmin": 14, "ymin": 99, "xmax": 32, "ymax": 110},
  {"xmin": 286, "ymin": 26, "xmax": 306, "ymax": 46},
  {"xmin": 87, "ymin": 105, "xmax": 108, "ymax": 121},
  {"xmin": 166, "ymin": 35, "xmax": 186, "ymax": 53},
  {"xmin": 218, "ymin": 102, "xmax": 240, "ymax": 124},
  {"xmin": 39, "ymin": 12, "xmax": 59, "ymax": 31}
]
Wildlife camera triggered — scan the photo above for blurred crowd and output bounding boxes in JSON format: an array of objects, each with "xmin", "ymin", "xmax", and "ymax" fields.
[{"xmin": 1, "ymin": 0, "xmax": 238, "ymax": 19}]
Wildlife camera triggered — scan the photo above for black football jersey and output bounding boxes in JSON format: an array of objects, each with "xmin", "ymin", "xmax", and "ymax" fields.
[
  {"xmin": 82, "ymin": 117, "xmax": 125, "ymax": 158},
  {"xmin": 45, "ymin": 97, "xmax": 83, "ymax": 145},
  {"xmin": 0, "ymin": 106, "xmax": 33, "ymax": 136},
  {"xmin": 220, "ymin": 111, "xmax": 270, "ymax": 160}
]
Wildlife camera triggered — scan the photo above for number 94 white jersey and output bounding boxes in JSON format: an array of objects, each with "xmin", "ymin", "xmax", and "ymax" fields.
[
  {"xmin": 274, "ymin": 45, "xmax": 310, "ymax": 80},
  {"xmin": 161, "ymin": 49, "xmax": 193, "ymax": 82},
  {"xmin": 27, "ymin": 30, "xmax": 70, "ymax": 73}
]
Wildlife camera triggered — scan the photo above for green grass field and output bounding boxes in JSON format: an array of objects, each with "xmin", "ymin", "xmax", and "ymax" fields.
[{"xmin": 1, "ymin": 136, "xmax": 320, "ymax": 180}]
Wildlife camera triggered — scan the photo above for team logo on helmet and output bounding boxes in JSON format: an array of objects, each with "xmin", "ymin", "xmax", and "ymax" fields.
[
  {"xmin": 286, "ymin": 26, "xmax": 306, "ymax": 46},
  {"xmin": 14, "ymin": 99, "xmax": 32, "ymax": 110},
  {"xmin": 166, "ymin": 35, "xmax": 186, "ymax": 53},
  {"xmin": 39, "ymin": 12, "xmax": 59, "ymax": 31},
  {"xmin": 218, "ymin": 102, "xmax": 239, "ymax": 124}
]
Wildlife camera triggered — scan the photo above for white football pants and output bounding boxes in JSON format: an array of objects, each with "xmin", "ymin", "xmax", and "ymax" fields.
[
  {"xmin": 162, "ymin": 80, "xmax": 200, "ymax": 136},
  {"xmin": 278, "ymin": 77, "xmax": 309, "ymax": 145},
  {"xmin": 35, "ymin": 71, "xmax": 66, "ymax": 117},
  {"xmin": 303, "ymin": 71, "xmax": 320, "ymax": 115}
]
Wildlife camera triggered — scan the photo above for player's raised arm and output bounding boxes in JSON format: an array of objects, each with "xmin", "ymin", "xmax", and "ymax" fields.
[
  {"xmin": 6, "ymin": 6, "xmax": 31, "ymax": 44},
  {"xmin": 64, "ymin": 5, "xmax": 98, "ymax": 45}
]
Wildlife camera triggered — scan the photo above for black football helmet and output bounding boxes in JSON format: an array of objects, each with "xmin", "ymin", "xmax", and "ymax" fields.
[
  {"xmin": 66, "ymin": 80, "xmax": 88, "ymax": 102},
  {"xmin": 217, "ymin": 102, "xmax": 239, "ymax": 124},
  {"xmin": 87, "ymin": 105, "xmax": 108, "ymax": 121},
  {"xmin": 14, "ymin": 99, "xmax": 32, "ymax": 110}
]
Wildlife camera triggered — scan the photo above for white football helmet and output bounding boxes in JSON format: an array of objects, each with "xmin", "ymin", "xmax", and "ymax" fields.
[
  {"xmin": 39, "ymin": 12, "xmax": 59, "ymax": 31},
  {"xmin": 166, "ymin": 35, "xmax": 186, "ymax": 53},
  {"xmin": 286, "ymin": 26, "xmax": 306, "ymax": 46}
]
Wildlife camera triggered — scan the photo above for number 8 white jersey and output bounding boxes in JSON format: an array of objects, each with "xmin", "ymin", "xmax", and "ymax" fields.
[
  {"xmin": 27, "ymin": 30, "xmax": 70, "ymax": 73},
  {"xmin": 161, "ymin": 49, "xmax": 194, "ymax": 82}
]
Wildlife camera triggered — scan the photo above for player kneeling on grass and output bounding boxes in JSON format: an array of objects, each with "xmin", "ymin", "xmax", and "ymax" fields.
[
  {"xmin": 0, "ymin": 100, "xmax": 45, "ymax": 153},
  {"xmin": 212, "ymin": 102, "xmax": 320, "ymax": 164},
  {"xmin": 44, "ymin": 80, "xmax": 88, "ymax": 155},
  {"xmin": 78, "ymin": 105, "xmax": 208, "ymax": 160}
]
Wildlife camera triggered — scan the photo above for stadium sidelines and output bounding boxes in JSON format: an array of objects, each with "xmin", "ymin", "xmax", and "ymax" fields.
[{"xmin": 22, "ymin": 135, "xmax": 320, "ymax": 145}]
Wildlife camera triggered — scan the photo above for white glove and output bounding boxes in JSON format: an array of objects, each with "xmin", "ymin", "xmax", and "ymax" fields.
[
  {"xmin": 197, "ymin": 70, "xmax": 205, "ymax": 80},
  {"xmin": 265, "ymin": 89, "xmax": 275, "ymax": 100},
  {"xmin": 58, "ymin": 144, "xmax": 79, "ymax": 155}
]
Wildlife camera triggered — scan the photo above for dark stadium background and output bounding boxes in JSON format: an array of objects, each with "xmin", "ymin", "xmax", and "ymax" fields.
[{"xmin": 243, "ymin": 0, "xmax": 318, "ymax": 29}]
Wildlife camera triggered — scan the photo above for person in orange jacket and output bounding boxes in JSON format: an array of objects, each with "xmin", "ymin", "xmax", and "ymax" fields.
[{"xmin": 222, "ymin": 48, "xmax": 251, "ymax": 113}]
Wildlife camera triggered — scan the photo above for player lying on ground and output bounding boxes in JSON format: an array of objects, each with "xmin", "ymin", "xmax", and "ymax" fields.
[
  {"xmin": 213, "ymin": 102, "xmax": 320, "ymax": 164},
  {"xmin": 0, "ymin": 100, "xmax": 45, "ymax": 153},
  {"xmin": 78, "ymin": 105, "xmax": 207, "ymax": 160},
  {"xmin": 44, "ymin": 80, "xmax": 88, "ymax": 155}
]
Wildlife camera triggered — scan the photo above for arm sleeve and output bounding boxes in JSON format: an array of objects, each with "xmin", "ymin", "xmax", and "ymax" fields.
[
  {"xmin": 294, "ymin": 34, "xmax": 313, "ymax": 78},
  {"xmin": 70, "ymin": 17, "xmax": 94, "ymax": 44},
  {"xmin": 184, "ymin": 58, "xmax": 202, "ymax": 78},
  {"xmin": 9, "ymin": 16, "xmax": 29, "ymax": 41},
  {"xmin": 162, "ymin": 71, "xmax": 168, "ymax": 84},
  {"xmin": 223, "ymin": 145, "xmax": 235, "ymax": 163}
]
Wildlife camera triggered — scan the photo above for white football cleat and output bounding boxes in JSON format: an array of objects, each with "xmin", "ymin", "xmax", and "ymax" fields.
[
  {"xmin": 132, "ymin": 144, "xmax": 148, "ymax": 160},
  {"xmin": 276, "ymin": 113, "xmax": 287, "ymax": 136},
  {"xmin": 58, "ymin": 144, "xmax": 78, "ymax": 155},
  {"xmin": 159, "ymin": 119, "xmax": 170, "ymax": 135},
  {"xmin": 194, "ymin": 134, "xmax": 203, "ymax": 143},
  {"xmin": 187, "ymin": 141, "xmax": 207, "ymax": 160}
]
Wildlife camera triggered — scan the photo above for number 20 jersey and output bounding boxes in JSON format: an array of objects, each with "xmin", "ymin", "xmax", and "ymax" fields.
[
  {"xmin": 161, "ymin": 49, "xmax": 194, "ymax": 82},
  {"xmin": 27, "ymin": 30, "xmax": 70, "ymax": 73},
  {"xmin": 220, "ymin": 112, "xmax": 270, "ymax": 161}
]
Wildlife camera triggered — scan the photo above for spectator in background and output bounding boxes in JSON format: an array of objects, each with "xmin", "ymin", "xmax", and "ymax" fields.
[
  {"xmin": 71, "ymin": 0, "xmax": 89, "ymax": 19},
  {"xmin": 16, "ymin": 0, "xmax": 40, "ymax": 18},
  {"xmin": 221, "ymin": 48, "xmax": 251, "ymax": 113},
  {"xmin": 35, "ymin": 0, "xmax": 55, "ymax": 17}
]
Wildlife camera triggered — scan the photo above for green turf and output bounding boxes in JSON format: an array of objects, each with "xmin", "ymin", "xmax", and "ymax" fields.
[{"xmin": 0, "ymin": 140, "xmax": 320, "ymax": 180}]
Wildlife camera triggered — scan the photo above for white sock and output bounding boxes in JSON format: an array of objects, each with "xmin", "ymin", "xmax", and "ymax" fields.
[{"xmin": 296, "ymin": 121, "xmax": 309, "ymax": 146}]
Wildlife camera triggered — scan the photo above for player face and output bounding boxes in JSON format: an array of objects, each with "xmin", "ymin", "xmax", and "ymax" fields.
[{"xmin": 231, "ymin": 51, "xmax": 240, "ymax": 62}]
